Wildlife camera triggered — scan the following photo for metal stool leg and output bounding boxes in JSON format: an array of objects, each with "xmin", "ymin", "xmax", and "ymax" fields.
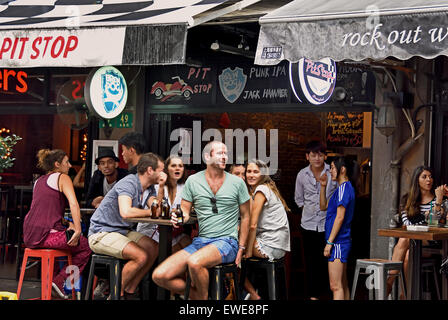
[
  {"xmin": 266, "ymin": 263, "xmax": 276, "ymax": 300},
  {"xmin": 350, "ymin": 264, "xmax": 361, "ymax": 300},
  {"xmin": 211, "ymin": 268, "xmax": 222, "ymax": 300},
  {"xmin": 232, "ymin": 270, "xmax": 240, "ymax": 300},
  {"xmin": 432, "ymin": 264, "xmax": 441, "ymax": 300},
  {"xmin": 185, "ymin": 269, "xmax": 191, "ymax": 300},
  {"xmin": 378, "ymin": 266, "xmax": 387, "ymax": 300},
  {"xmin": 399, "ymin": 267, "xmax": 407, "ymax": 299},
  {"xmin": 110, "ymin": 260, "xmax": 121, "ymax": 300},
  {"xmin": 84, "ymin": 260, "xmax": 95, "ymax": 300},
  {"xmin": 16, "ymin": 249, "xmax": 29, "ymax": 299}
]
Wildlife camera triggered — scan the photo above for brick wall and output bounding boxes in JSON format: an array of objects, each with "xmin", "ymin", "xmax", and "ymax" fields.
[{"xmin": 193, "ymin": 111, "xmax": 325, "ymax": 215}]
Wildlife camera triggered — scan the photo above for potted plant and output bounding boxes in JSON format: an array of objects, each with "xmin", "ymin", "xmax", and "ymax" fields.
[{"xmin": 0, "ymin": 134, "xmax": 22, "ymax": 180}]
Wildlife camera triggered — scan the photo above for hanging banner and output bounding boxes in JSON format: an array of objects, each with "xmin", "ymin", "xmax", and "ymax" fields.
[{"xmin": 0, "ymin": 28, "xmax": 125, "ymax": 68}]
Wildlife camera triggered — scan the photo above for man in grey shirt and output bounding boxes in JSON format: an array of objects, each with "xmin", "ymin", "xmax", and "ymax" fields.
[
  {"xmin": 294, "ymin": 141, "xmax": 337, "ymax": 300},
  {"xmin": 88, "ymin": 152, "xmax": 166, "ymax": 300}
]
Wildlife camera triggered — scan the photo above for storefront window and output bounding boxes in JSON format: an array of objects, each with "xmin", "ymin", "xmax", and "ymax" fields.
[{"xmin": 0, "ymin": 69, "xmax": 44, "ymax": 105}]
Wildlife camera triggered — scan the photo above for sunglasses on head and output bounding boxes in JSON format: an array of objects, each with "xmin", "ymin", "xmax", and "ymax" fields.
[{"xmin": 210, "ymin": 196, "xmax": 218, "ymax": 214}]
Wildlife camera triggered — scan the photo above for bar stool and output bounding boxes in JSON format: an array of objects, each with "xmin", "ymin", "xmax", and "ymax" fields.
[
  {"xmin": 84, "ymin": 254, "xmax": 124, "ymax": 300},
  {"xmin": 185, "ymin": 263, "xmax": 240, "ymax": 300},
  {"xmin": 421, "ymin": 257, "xmax": 441, "ymax": 300},
  {"xmin": 0, "ymin": 188, "xmax": 10, "ymax": 263},
  {"xmin": 240, "ymin": 257, "xmax": 287, "ymax": 300},
  {"xmin": 351, "ymin": 258, "xmax": 406, "ymax": 300},
  {"xmin": 16, "ymin": 248, "xmax": 76, "ymax": 300}
]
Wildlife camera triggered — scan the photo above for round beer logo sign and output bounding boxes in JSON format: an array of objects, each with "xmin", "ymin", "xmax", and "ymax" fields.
[
  {"xmin": 85, "ymin": 66, "xmax": 128, "ymax": 119},
  {"xmin": 289, "ymin": 58, "xmax": 336, "ymax": 105}
]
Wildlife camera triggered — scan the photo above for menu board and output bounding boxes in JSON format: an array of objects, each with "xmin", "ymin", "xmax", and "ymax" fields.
[
  {"xmin": 335, "ymin": 63, "xmax": 376, "ymax": 103},
  {"xmin": 326, "ymin": 112, "xmax": 364, "ymax": 147}
]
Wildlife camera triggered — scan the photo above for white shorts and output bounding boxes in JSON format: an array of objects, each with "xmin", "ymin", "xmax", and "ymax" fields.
[{"xmin": 256, "ymin": 238, "xmax": 286, "ymax": 262}]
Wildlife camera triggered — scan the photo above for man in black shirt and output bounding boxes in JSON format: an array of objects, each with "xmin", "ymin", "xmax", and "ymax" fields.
[
  {"xmin": 119, "ymin": 132, "xmax": 146, "ymax": 174},
  {"xmin": 86, "ymin": 149, "xmax": 128, "ymax": 208}
]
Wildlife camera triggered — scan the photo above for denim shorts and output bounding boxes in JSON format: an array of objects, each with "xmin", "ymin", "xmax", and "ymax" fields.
[{"xmin": 183, "ymin": 236, "xmax": 238, "ymax": 264}]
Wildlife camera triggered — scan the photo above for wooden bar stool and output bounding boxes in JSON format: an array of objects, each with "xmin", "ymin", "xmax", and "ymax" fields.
[{"xmin": 16, "ymin": 248, "xmax": 76, "ymax": 300}]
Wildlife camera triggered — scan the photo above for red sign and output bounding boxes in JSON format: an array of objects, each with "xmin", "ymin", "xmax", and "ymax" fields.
[{"xmin": 0, "ymin": 69, "xmax": 27, "ymax": 93}]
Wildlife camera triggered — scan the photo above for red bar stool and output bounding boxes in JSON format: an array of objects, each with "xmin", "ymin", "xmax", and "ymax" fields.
[{"xmin": 16, "ymin": 248, "xmax": 76, "ymax": 300}]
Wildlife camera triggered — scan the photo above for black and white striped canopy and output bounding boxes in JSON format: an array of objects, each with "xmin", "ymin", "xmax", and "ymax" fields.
[
  {"xmin": 0, "ymin": 0, "xmax": 225, "ymax": 29},
  {"xmin": 0, "ymin": 0, "xmax": 231, "ymax": 67}
]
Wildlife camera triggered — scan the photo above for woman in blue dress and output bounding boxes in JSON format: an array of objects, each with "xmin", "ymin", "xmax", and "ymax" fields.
[{"xmin": 319, "ymin": 157, "xmax": 358, "ymax": 300}]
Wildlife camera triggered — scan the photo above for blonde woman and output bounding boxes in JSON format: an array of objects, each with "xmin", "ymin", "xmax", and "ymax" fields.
[{"xmin": 243, "ymin": 159, "xmax": 291, "ymax": 300}]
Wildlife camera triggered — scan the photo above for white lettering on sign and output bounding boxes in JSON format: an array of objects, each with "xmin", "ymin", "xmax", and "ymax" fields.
[
  {"xmin": 249, "ymin": 65, "xmax": 286, "ymax": 79},
  {"xmin": 0, "ymin": 28, "xmax": 125, "ymax": 67},
  {"xmin": 339, "ymin": 23, "xmax": 448, "ymax": 51},
  {"xmin": 428, "ymin": 27, "xmax": 448, "ymax": 42}
]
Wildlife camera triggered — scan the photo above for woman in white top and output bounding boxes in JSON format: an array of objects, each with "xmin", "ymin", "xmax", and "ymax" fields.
[
  {"xmin": 137, "ymin": 155, "xmax": 191, "ymax": 252},
  {"xmin": 243, "ymin": 159, "xmax": 291, "ymax": 300}
]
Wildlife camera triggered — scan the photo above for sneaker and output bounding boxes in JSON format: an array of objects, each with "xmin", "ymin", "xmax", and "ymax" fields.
[
  {"xmin": 93, "ymin": 279, "xmax": 109, "ymax": 300},
  {"xmin": 52, "ymin": 282, "xmax": 68, "ymax": 300}
]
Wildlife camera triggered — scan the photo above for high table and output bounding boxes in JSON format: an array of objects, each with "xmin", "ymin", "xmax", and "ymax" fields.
[
  {"xmin": 378, "ymin": 227, "xmax": 448, "ymax": 300},
  {"xmin": 125, "ymin": 216, "xmax": 197, "ymax": 300}
]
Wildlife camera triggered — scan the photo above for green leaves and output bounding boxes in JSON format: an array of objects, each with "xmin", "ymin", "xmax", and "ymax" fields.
[{"xmin": 0, "ymin": 134, "xmax": 22, "ymax": 173}]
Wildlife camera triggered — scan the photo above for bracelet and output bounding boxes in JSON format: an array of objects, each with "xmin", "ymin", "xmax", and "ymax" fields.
[
  {"xmin": 238, "ymin": 245, "xmax": 246, "ymax": 250},
  {"xmin": 326, "ymin": 240, "xmax": 334, "ymax": 245}
]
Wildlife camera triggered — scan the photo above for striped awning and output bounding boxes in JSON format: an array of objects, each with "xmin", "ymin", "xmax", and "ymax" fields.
[
  {"xmin": 0, "ymin": 0, "xmax": 238, "ymax": 67},
  {"xmin": 255, "ymin": 0, "xmax": 448, "ymax": 65}
]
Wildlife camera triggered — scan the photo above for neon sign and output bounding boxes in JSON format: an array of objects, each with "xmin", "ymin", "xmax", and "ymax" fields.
[{"xmin": 0, "ymin": 69, "xmax": 27, "ymax": 93}]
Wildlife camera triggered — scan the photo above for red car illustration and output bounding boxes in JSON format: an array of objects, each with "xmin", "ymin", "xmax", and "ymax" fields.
[{"xmin": 151, "ymin": 76, "xmax": 193, "ymax": 102}]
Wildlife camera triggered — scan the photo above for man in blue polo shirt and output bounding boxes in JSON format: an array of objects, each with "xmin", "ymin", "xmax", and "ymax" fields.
[{"xmin": 152, "ymin": 141, "xmax": 250, "ymax": 300}]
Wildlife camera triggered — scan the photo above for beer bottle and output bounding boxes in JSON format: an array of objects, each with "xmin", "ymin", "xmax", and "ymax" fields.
[
  {"xmin": 161, "ymin": 198, "xmax": 170, "ymax": 220},
  {"xmin": 150, "ymin": 199, "xmax": 159, "ymax": 219},
  {"xmin": 175, "ymin": 204, "xmax": 184, "ymax": 225}
]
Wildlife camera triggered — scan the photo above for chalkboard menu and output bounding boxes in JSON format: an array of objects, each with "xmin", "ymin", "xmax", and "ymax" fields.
[
  {"xmin": 335, "ymin": 63, "xmax": 376, "ymax": 103},
  {"xmin": 326, "ymin": 112, "xmax": 364, "ymax": 147}
]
